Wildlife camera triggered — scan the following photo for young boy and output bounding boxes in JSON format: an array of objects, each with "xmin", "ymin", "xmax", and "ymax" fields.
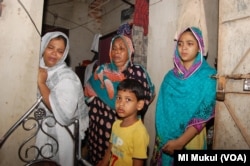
[{"xmin": 97, "ymin": 78, "xmax": 149, "ymax": 166}]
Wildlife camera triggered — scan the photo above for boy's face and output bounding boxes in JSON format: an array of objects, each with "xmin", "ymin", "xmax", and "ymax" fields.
[{"xmin": 115, "ymin": 90, "xmax": 144, "ymax": 119}]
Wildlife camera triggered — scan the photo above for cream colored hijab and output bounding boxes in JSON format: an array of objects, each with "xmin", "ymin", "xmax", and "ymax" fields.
[{"xmin": 39, "ymin": 31, "xmax": 69, "ymax": 70}]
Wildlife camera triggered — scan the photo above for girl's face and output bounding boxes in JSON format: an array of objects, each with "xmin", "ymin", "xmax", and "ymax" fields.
[
  {"xmin": 111, "ymin": 37, "xmax": 129, "ymax": 70},
  {"xmin": 177, "ymin": 31, "xmax": 200, "ymax": 69},
  {"xmin": 43, "ymin": 38, "xmax": 66, "ymax": 67}
]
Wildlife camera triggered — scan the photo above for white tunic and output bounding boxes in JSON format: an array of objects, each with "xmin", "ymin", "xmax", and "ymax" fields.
[{"xmin": 36, "ymin": 31, "xmax": 89, "ymax": 166}]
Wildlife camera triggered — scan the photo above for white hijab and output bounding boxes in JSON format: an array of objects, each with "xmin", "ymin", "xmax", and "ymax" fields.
[
  {"xmin": 39, "ymin": 31, "xmax": 69, "ymax": 70},
  {"xmin": 39, "ymin": 31, "xmax": 89, "ymax": 138}
]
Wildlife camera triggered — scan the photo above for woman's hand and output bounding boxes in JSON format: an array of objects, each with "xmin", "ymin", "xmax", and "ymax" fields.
[
  {"xmin": 38, "ymin": 67, "xmax": 48, "ymax": 85},
  {"xmin": 37, "ymin": 67, "xmax": 51, "ymax": 110}
]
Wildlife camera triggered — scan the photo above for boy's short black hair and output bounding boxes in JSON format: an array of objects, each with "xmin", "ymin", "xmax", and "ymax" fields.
[{"xmin": 117, "ymin": 78, "xmax": 145, "ymax": 101}]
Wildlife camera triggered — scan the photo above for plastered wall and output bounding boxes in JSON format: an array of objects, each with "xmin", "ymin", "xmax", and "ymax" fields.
[
  {"xmin": 0, "ymin": 0, "xmax": 219, "ymax": 165},
  {"xmin": 0, "ymin": 0, "xmax": 44, "ymax": 165}
]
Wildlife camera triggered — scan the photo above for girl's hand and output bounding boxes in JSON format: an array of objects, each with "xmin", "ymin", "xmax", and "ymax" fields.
[{"xmin": 162, "ymin": 139, "xmax": 184, "ymax": 155}]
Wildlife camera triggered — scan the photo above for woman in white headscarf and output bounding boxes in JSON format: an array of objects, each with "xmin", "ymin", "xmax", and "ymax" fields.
[{"xmin": 36, "ymin": 31, "xmax": 89, "ymax": 166}]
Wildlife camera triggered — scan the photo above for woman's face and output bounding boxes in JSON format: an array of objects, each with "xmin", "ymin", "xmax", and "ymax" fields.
[
  {"xmin": 177, "ymin": 31, "xmax": 199, "ymax": 69},
  {"xmin": 111, "ymin": 37, "xmax": 129, "ymax": 70},
  {"xmin": 43, "ymin": 38, "xmax": 66, "ymax": 67}
]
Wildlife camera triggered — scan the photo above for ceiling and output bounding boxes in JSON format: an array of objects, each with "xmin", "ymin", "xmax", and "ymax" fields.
[{"xmin": 43, "ymin": 0, "xmax": 134, "ymax": 33}]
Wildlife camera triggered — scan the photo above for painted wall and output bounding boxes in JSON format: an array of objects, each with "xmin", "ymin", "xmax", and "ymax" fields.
[
  {"xmin": 146, "ymin": 1, "xmax": 178, "ymax": 164},
  {"xmin": 0, "ymin": 0, "xmax": 218, "ymax": 165},
  {"xmin": 0, "ymin": 0, "xmax": 44, "ymax": 165}
]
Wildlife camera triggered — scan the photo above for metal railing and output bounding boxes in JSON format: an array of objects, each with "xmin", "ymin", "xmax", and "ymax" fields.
[{"xmin": 0, "ymin": 96, "xmax": 92, "ymax": 166}]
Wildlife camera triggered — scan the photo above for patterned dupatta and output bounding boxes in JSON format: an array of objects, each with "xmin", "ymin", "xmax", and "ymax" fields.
[
  {"xmin": 85, "ymin": 35, "xmax": 134, "ymax": 109},
  {"xmin": 152, "ymin": 27, "xmax": 217, "ymax": 166},
  {"xmin": 173, "ymin": 27, "xmax": 205, "ymax": 79}
]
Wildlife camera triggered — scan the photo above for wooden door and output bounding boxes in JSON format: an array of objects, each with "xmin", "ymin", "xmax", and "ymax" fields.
[{"xmin": 213, "ymin": 0, "xmax": 250, "ymax": 149}]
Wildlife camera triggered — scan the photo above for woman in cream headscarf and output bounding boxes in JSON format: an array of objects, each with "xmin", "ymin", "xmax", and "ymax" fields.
[
  {"xmin": 36, "ymin": 31, "xmax": 89, "ymax": 166},
  {"xmin": 84, "ymin": 34, "xmax": 155, "ymax": 165}
]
